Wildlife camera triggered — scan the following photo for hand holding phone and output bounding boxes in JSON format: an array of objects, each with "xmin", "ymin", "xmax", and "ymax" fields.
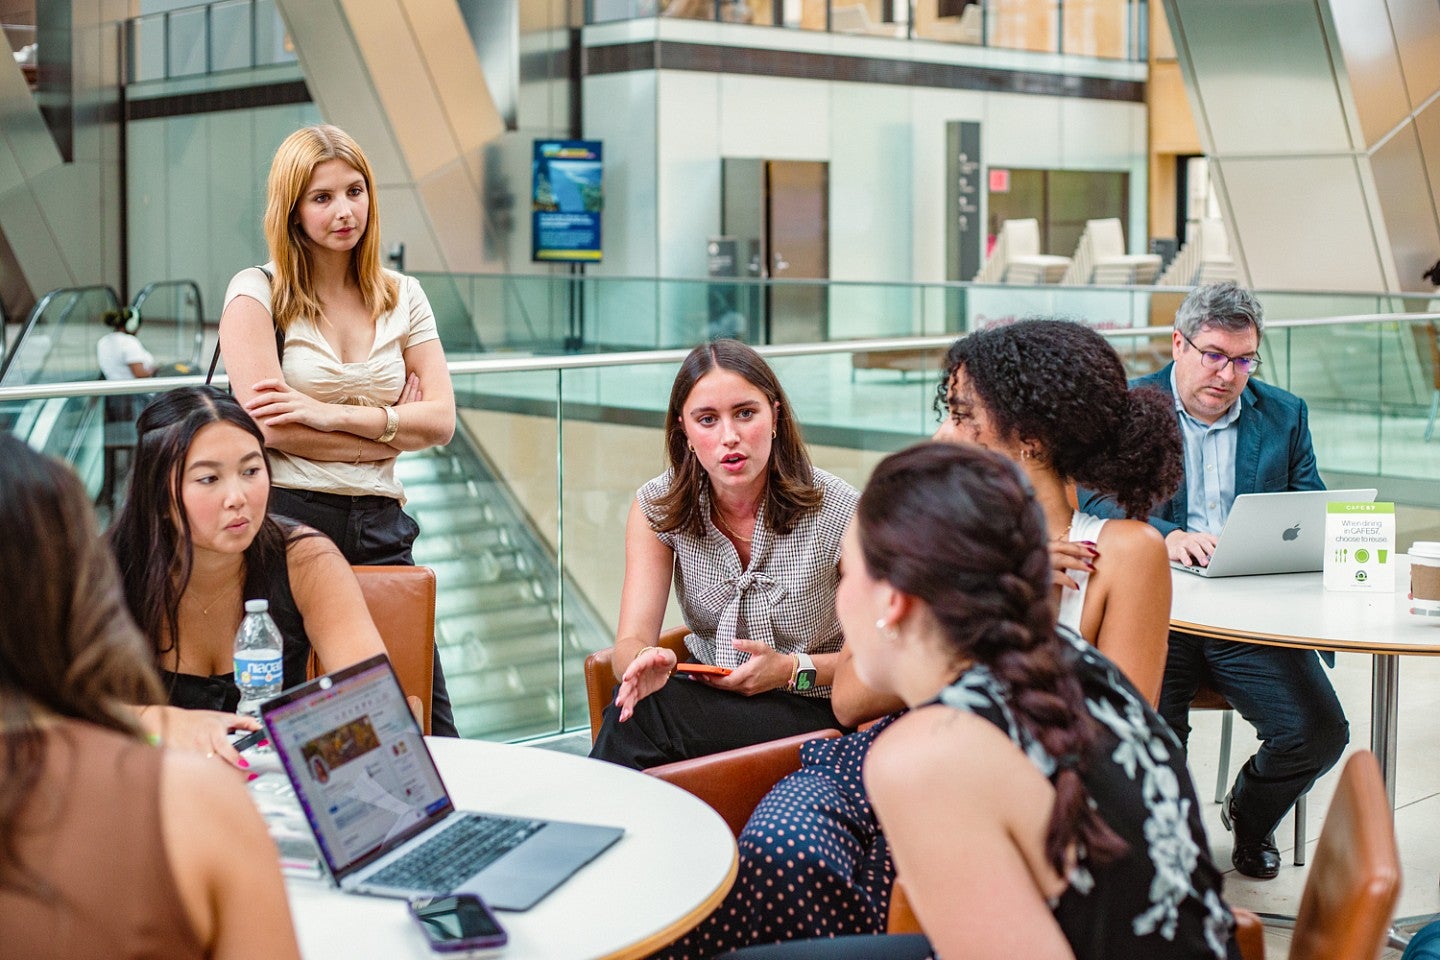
[
  {"xmin": 409, "ymin": 894, "xmax": 508, "ymax": 954},
  {"xmin": 673, "ymin": 662, "xmax": 733, "ymax": 678}
]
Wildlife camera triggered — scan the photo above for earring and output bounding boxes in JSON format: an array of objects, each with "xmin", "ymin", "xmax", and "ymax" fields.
[
  {"xmin": 875, "ymin": 618, "xmax": 898, "ymax": 641},
  {"xmin": 771, "ymin": 428, "xmax": 777, "ymax": 439},
  {"xmin": 687, "ymin": 442, "xmax": 695, "ymax": 454},
  {"xmin": 1020, "ymin": 448, "xmax": 1035, "ymax": 461}
]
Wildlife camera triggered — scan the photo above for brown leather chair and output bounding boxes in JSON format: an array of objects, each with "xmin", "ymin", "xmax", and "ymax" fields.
[
  {"xmin": 584, "ymin": 625, "xmax": 692, "ymax": 742},
  {"xmin": 1192, "ymin": 683, "xmax": 1308, "ymax": 865},
  {"xmin": 645, "ymin": 728, "xmax": 843, "ymax": 836},
  {"xmin": 1288, "ymin": 750, "xmax": 1400, "ymax": 960},
  {"xmin": 308, "ymin": 565, "xmax": 437, "ymax": 735}
]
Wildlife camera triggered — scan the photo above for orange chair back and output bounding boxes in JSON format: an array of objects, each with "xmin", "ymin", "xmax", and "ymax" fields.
[
  {"xmin": 1290, "ymin": 751, "xmax": 1400, "ymax": 960},
  {"xmin": 308, "ymin": 565, "xmax": 436, "ymax": 735},
  {"xmin": 584, "ymin": 626, "xmax": 691, "ymax": 742}
]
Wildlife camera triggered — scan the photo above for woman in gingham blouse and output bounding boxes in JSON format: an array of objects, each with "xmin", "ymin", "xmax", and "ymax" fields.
[{"xmin": 589, "ymin": 340, "xmax": 858, "ymax": 770}]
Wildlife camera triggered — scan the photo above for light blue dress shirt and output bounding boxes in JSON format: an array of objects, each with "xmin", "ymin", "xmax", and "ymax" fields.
[{"xmin": 1171, "ymin": 367, "xmax": 1242, "ymax": 535}]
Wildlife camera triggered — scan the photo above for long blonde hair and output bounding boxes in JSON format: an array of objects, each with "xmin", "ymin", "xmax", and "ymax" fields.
[{"xmin": 263, "ymin": 124, "xmax": 398, "ymax": 332}]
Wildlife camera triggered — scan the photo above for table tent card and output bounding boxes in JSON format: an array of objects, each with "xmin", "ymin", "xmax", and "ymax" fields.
[{"xmin": 1323, "ymin": 502, "xmax": 1396, "ymax": 592}]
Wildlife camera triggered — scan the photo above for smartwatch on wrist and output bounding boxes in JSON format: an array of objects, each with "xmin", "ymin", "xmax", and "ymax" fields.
[{"xmin": 789, "ymin": 652, "xmax": 817, "ymax": 692}]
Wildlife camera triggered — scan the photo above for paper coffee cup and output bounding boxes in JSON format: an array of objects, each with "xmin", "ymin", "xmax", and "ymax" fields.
[{"xmin": 1408, "ymin": 542, "xmax": 1440, "ymax": 617}]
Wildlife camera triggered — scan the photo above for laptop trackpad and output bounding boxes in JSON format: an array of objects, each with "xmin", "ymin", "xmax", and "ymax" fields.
[{"xmin": 460, "ymin": 822, "xmax": 624, "ymax": 912}]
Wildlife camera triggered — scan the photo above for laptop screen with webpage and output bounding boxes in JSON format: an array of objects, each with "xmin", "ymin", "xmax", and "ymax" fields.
[{"xmin": 261, "ymin": 655, "xmax": 452, "ymax": 882}]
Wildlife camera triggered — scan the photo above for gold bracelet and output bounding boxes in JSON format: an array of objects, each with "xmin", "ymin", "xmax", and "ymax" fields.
[
  {"xmin": 375, "ymin": 404, "xmax": 400, "ymax": 444},
  {"xmin": 353, "ymin": 440, "xmax": 364, "ymax": 465}
]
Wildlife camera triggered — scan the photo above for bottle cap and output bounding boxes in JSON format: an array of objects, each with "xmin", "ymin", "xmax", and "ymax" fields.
[{"xmin": 244, "ymin": 599, "xmax": 270, "ymax": 613}]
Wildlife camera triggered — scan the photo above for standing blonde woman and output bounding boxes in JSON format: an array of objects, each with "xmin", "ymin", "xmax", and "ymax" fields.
[{"xmin": 219, "ymin": 124, "xmax": 457, "ymax": 734}]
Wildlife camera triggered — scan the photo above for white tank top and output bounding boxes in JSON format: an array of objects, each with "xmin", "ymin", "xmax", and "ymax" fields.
[{"xmin": 1057, "ymin": 510, "xmax": 1108, "ymax": 634}]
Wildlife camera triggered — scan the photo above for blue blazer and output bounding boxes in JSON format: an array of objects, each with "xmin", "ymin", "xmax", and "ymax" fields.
[
  {"xmin": 1078, "ymin": 362, "xmax": 1329, "ymax": 662},
  {"xmin": 1078, "ymin": 362, "xmax": 1324, "ymax": 535}
]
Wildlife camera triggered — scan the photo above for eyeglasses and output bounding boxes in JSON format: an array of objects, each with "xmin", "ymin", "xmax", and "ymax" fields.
[{"xmin": 1179, "ymin": 331, "xmax": 1262, "ymax": 375}]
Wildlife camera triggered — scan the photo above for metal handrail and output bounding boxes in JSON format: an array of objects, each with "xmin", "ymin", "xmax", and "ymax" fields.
[
  {"xmin": 131, "ymin": 278, "xmax": 206, "ymax": 366},
  {"xmin": 4, "ymin": 317, "xmax": 1436, "ymax": 404},
  {"xmin": 0, "ymin": 284, "xmax": 122, "ymax": 384}
]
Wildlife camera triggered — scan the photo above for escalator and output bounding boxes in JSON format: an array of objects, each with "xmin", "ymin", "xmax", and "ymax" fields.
[{"xmin": 399, "ymin": 426, "xmax": 604, "ymax": 740}]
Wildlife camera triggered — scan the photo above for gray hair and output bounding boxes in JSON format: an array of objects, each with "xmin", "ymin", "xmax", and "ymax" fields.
[{"xmin": 1174, "ymin": 281, "xmax": 1264, "ymax": 339}]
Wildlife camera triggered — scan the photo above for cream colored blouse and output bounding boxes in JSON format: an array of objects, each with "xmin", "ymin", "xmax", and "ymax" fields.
[{"xmin": 222, "ymin": 264, "xmax": 439, "ymax": 503}]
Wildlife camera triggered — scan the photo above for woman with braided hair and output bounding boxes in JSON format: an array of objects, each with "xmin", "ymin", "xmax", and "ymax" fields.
[{"xmin": 732, "ymin": 442, "xmax": 1236, "ymax": 959}]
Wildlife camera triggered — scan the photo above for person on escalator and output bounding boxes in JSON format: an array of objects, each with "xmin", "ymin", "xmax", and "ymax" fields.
[{"xmin": 217, "ymin": 124, "xmax": 459, "ymax": 736}]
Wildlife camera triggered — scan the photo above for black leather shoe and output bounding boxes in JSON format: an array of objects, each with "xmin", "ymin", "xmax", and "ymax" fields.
[{"xmin": 1221, "ymin": 791, "xmax": 1281, "ymax": 880}]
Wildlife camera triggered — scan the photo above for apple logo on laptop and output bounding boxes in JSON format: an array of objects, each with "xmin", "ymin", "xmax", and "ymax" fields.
[{"xmin": 1282, "ymin": 523, "xmax": 1301, "ymax": 541}]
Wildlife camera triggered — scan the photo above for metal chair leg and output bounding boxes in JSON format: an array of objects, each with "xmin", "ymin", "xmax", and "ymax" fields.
[
  {"xmin": 1216, "ymin": 710, "xmax": 1234, "ymax": 803},
  {"xmin": 1426, "ymin": 390, "xmax": 1439, "ymax": 442},
  {"xmin": 1293, "ymin": 793, "xmax": 1307, "ymax": 866}
]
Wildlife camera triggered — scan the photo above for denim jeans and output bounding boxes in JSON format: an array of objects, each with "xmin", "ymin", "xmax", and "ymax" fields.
[{"xmin": 1159, "ymin": 631, "xmax": 1349, "ymax": 840}]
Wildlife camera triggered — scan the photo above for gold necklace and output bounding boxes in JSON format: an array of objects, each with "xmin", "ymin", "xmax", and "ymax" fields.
[
  {"xmin": 713, "ymin": 508, "xmax": 755, "ymax": 543},
  {"xmin": 184, "ymin": 580, "xmax": 239, "ymax": 617}
]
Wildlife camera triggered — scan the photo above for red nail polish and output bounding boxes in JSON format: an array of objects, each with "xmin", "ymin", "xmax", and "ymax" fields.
[
  {"xmin": 246, "ymin": 772, "xmax": 259, "ymax": 782},
  {"xmin": 237, "ymin": 756, "xmax": 251, "ymax": 769},
  {"xmin": 259, "ymin": 738, "xmax": 269, "ymax": 748}
]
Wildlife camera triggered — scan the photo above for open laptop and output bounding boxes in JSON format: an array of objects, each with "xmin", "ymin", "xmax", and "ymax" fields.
[
  {"xmin": 1171, "ymin": 488, "xmax": 1378, "ymax": 578},
  {"xmin": 260, "ymin": 654, "xmax": 623, "ymax": 910}
]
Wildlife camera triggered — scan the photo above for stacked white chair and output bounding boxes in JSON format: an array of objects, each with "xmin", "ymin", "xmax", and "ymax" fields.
[
  {"xmin": 1157, "ymin": 218, "xmax": 1238, "ymax": 286},
  {"xmin": 1061, "ymin": 218, "xmax": 1162, "ymax": 285},
  {"xmin": 973, "ymin": 218, "xmax": 1071, "ymax": 284}
]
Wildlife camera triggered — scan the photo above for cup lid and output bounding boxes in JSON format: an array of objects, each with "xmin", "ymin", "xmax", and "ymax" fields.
[{"xmin": 1409, "ymin": 541, "xmax": 1440, "ymax": 559}]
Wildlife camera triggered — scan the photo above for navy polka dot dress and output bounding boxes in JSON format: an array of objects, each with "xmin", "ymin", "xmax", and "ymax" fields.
[{"xmin": 655, "ymin": 715, "xmax": 902, "ymax": 958}]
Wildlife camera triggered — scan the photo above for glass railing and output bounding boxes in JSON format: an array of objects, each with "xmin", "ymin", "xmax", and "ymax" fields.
[
  {"xmin": 589, "ymin": 0, "xmax": 1148, "ymax": 62},
  {"xmin": 414, "ymin": 271, "xmax": 1439, "ymax": 359},
  {"xmin": 3, "ymin": 320, "xmax": 1436, "ymax": 740},
  {"xmin": 126, "ymin": 0, "xmax": 294, "ymax": 84}
]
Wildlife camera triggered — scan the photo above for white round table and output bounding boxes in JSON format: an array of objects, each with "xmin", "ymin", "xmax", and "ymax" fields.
[
  {"xmin": 285, "ymin": 737, "xmax": 738, "ymax": 959},
  {"xmin": 1170, "ymin": 557, "xmax": 1440, "ymax": 806}
]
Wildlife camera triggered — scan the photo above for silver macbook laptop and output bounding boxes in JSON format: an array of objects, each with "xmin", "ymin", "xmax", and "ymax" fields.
[
  {"xmin": 260, "ymin": 654, "xmax": 623, "ymax": 910},
  {"xmin": 1172, "ymin": 488, "xmax": 1379, "ymax": 578}
]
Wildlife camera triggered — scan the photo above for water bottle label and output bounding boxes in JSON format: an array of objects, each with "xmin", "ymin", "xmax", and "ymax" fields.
[{"xmin": 235, "ymin": 651, "xmax": 284, "ymax": 689}]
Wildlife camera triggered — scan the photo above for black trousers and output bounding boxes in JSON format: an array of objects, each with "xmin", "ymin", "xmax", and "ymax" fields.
[
  {"xmin": 270, "ymin": 486, "xmax": 458, "ymax": 738},
  {"xmin": 1159, "ymin": 630, "xmax": 1348, "ymax": 840},
  {"xmin": 588, "ymin": 676, "xmax": 844, "ymax": 770}
]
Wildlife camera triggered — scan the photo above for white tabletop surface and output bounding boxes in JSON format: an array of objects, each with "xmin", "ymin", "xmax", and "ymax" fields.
[
  {"xmin": 1170, "ymin": 557, "xmax": 1440, "ymax": 655},
  {"xmin": 284, "ymin": 737, "xmax": 737, "ymax": 960}
]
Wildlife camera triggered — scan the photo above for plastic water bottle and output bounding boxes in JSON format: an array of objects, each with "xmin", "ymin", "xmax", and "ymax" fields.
[{"xmin": 234, "ymin": 599, "xmax": 284, "ymax": 715}]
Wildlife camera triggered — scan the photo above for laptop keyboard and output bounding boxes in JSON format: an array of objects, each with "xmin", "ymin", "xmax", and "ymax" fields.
[{"xmin": 368, "ymin": 814, "xmax": 544, "ymax": 892}]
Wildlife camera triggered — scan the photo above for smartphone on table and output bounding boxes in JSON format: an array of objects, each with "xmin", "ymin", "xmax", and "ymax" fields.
[{"xmin": 408, "ymin": 894, "xmax": 508, "ymax": 954}]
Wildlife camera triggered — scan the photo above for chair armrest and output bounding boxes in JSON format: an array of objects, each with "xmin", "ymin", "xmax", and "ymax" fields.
[
  {"xmin": 584, "ymin": 626, "xmax": 695, "ymax": 742},
  {"xmin": 645, "ymin": 729, "xmax": 843, "ymax": 837}
]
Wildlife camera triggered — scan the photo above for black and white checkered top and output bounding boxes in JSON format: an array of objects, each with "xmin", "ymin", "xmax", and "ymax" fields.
[{"xmin": 638, "ymin": 468, "xmax": 859, "ymax": 697}]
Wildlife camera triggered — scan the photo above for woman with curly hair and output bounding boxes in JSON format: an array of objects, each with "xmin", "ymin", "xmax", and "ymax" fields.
[
  {"xmin": 730, "ymin": 442, "xmax": 1234, "ymax": 959},
  {"xmin": 659, "ymin": 319, "xmax": 1183, "ymax": 958}
]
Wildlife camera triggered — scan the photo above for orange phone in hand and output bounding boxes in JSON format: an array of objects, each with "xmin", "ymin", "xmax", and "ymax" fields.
[{"xmin": 674, "ymin": 662, "xmax": 733, "ymax": 678}]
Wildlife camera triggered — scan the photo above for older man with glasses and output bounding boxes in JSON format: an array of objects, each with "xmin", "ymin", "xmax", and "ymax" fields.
[{"xmin": 1080, "ymin": 281, "xmax": 1349, "ymax": 881}]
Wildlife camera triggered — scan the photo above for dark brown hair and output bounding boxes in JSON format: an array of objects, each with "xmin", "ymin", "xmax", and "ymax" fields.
[
  {"xmin": 857, "ymin": 442, "xmax": 1127, "ymax": 874},
  {"xmin": 936, "ymin": 319, "xmax": 1182, "ymax": 518},
  {"xmin": 651, "ymin": 340, "xmax": 822, "ymax": 537},
  {"xmin": 0, "ymin": 435, "xmax": 164, "ymax": 896},
  {"xmin": 109, "ymin": 387, "xmax": 302, "ymax": 672}
]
